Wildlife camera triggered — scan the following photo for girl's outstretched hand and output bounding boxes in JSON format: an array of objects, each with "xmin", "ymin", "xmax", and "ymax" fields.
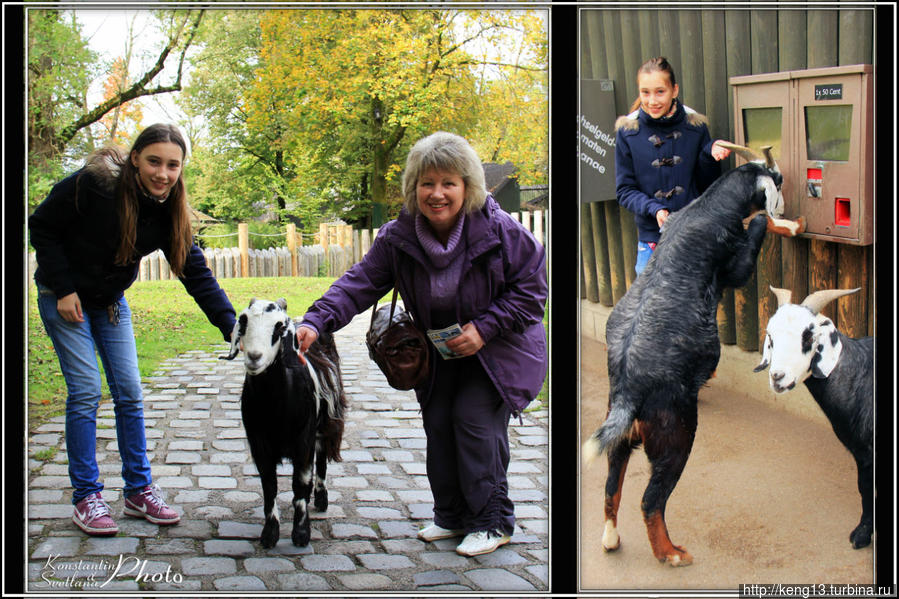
[{"xmin": 711, "ymin": 140, "xmax": 732, "ymax": 161}]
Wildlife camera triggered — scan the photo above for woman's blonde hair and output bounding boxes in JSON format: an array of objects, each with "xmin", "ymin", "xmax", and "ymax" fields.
[{"xmin": 402, "ymin": 131, "xmax": 488, "ymax": 215}]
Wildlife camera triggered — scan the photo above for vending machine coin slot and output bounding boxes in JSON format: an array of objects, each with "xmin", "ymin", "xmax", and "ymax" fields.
[
  {"xmin": 835, "ymin": 197, "xmax": 851, "ymax": 227},
  {"xmin": 807, "ymin": 167, "xmax": 823, "ymax": 198}
]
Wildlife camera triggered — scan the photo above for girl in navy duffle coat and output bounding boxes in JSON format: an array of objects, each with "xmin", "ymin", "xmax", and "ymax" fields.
[
  {"xmin": 295, "ymin": 132, "xmax": 548, "ymax": 558},
  {"xmin": 615, "ymin": 57, "xmax": 734, "ymax": 275}
]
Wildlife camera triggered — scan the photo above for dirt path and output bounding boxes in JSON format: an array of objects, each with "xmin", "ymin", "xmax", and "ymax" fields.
[{"xmin": 579, "ymin": 336, "xmax": 874, "ymax": 591}]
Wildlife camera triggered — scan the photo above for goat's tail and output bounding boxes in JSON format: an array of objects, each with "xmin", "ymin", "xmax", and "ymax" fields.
[
  {"xmin": 582, "ymin": 401, "xmax": 637, "ymax": 468},
  {"xmin": 304, "ymin": 332, "xmax": 348, "ymax": 462}
]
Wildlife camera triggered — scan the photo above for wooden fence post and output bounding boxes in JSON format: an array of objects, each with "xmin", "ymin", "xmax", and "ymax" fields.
[
  {"xmin": 361, "ymin": 229, "xmax": 372, "ymax": 257},
  {"xmin": 286, "ymin": 223, "xmax": 298, "ymax": 277},
  {"xmin": 320, "ymin": 223, "xmax": 329, "ymax": 255},
  {"xmin": 343, "ymin": 225, "xmax": 353, "ymax": 259},
  {"xmin": 239, "ymin": 223, "xmax": 249, "ymax": 278},
  {"xmin": 521, "ymin": 211, "xmax": 531, "ymax": 234},
  {"xmin": 533, "ymin": 209, "xmax": 544, "ymax": 246}
]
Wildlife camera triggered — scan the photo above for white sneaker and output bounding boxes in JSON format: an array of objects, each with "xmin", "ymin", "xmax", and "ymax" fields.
[
  {"xmin": 417, "ymin": 523, "xmax": 465, "ymax": 542},
  {"xmin": 455, "ymin": 529, "xmax": 511, "ymax": 556}
]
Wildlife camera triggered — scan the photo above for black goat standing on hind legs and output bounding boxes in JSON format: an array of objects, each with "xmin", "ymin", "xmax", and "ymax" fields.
[
  {"xmin": 222, "ymin": 298, "xmax": 347, "ymax": 548},
  {"xmin": 583, "ymin": 144, "xmax": 804, "ymax": 566}
]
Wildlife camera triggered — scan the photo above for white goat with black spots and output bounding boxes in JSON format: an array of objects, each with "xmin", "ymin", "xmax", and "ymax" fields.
[
  {"xmin": 222, "ymin": 298, "xmax": 347, "ymax": 548},
  {"xmin": 754, "ymin": 286, "xmax": 874, "ymax": 549}
]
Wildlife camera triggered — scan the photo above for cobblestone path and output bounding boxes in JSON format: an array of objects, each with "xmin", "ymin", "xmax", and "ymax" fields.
[{"xmin": 26, "ymin": 311, "xmax": 549, "ymax": 592}]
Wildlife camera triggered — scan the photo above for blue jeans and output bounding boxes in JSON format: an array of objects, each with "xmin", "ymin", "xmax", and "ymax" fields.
[
  {"xmin": 634, "ymin": 241, "xmax": 655, "ymax": 276},
  {"xmin": 36, "ymin": 284, "xmax": 152, "ymax": 504}
]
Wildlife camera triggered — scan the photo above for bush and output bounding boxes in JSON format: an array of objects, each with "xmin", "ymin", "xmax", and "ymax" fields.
[
  {"xmin": 246, "ymin": 221, "xmax": 287, "ymax": 250},
  {"xmin": 195, "ymin": 221, "xmax": 290, "ymax": 251},
  {"xmin": 195, "ymin": 223, "xmax": 239, "ymax": 249}
]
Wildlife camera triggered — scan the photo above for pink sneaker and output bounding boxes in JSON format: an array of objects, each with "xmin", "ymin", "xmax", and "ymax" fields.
[
  {"xmin": 123, "ymin": 484, "xmax": 180, "ymax": 525},
  {"xmin": 72, "ymin": 493, "xmax": 118, "ymax": 536}
]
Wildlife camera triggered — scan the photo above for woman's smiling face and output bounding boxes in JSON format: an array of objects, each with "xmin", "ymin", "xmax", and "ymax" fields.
[
  {"xmin": 416, "ymin": 167, "xmax": 466, "ymax": 237},
  {"xmin": 638, "ymin": 70, "xmax": 679, "ymax": 119}
]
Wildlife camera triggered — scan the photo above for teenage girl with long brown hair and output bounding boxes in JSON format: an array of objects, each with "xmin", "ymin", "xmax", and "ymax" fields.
[
  {"xmin": 615, "ymin": 57, "xmax": 734, "ymax": 275},
  {"xmin": 29, "ymin": 123, "xmax": 237, "ymax": 536}
]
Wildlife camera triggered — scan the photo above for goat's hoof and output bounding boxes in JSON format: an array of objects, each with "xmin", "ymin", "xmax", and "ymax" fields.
[
  {"xmin": 314, "ymin": 489, "xmax": 328, "ymax": 512},
  {"xmin": 292, "ymin": 528, "xmax": 311, "ymax": 547},
  {"xmin": 260, "ymin": 531, "xmax": 279, "ymax": 549},
  {"xmin": 850, "ymin": 523, "xmax": 872, "ymax": 549},
  {"xmin": 602, "ymin": 521, "xmax": 620, "ymax": 552},
  {"xmin": 660, "ymin": 546, "xmax": 693, "ymax": 567}
]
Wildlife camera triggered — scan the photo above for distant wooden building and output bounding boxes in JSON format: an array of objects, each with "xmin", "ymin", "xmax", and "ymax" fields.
[{"xmin": 483, "ymin": 162, "xmax": 521, "ymax": 215}]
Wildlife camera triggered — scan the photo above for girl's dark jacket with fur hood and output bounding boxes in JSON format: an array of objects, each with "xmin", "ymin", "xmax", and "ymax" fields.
[
  {"xmin": 28, "ymin": 157, "xmax": 236, "ymax": 341},
  {"xmin": 300, "ymin": 196, "xmax": 548, "ymax": 414},
  {"xmin": 615, "ymin": 100, "xmax": 720, "ymax": 244}
]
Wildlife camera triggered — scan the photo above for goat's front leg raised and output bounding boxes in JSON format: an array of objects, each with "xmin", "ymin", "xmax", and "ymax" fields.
[
  {"xmin": 718, "ymin": 214, "xmax": 768, "ymax": 289},
  {"xmin": 257, "ymin": 461, "xmax": 280, "ymax": 548},
  {"xmin": 850, "ymin": 452, "xmax": 873, "ymax": 549},
  {"xmin": 291, "ymin": 461, "xmax": 314, "ymax": 546}
]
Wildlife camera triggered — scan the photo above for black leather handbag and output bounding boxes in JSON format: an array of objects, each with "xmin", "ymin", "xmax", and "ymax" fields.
[{"xmin": 365, "ymin": 288, "xmax": 430, "ymax": 391}]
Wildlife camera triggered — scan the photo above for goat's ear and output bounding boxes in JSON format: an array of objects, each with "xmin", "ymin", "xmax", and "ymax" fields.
[
  {"xmin": 247, "ymin": 297, "xmax": 257, "ymax": 309},
  {"xmin": 754, "ymin": 334, "xmax": 771, "ymax": 372},
  {"xmin": 810, "ymin": 316, "xmax": 842, "ymax": 378},
  {"xmin": 276, "ymin": 298, "xmax": 287, "ymax": 311},
  {"xmin": 221, "ymin": 313, "xmax": 246, "ymax": 360}
]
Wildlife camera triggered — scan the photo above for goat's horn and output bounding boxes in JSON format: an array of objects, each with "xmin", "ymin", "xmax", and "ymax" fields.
[
  {"xmin": 800, "ymin": 288, "xmax": 861, "ymax": 314},
  {"xmin": 760, "ymin": 145, "xmax": 776, "ymax": 169},
  {"xmin": 769, "ymin": 285, "xmax": 793, "ymax": 308},
  {"xmin": 715, "ymin": 140, "xmax": 764, "ymax": 164}
]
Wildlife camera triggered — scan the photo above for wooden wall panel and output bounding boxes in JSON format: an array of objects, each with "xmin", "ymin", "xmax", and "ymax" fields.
[
  {"xmin": 807, "ymin": 10, "xmax": 839, "ymax": 67},
  {"xmin": 679, "ymin": 11, "xmax": 705, "ymax": 113},
  {"xmin": 581, "ymin": 209, "xmax": 599, "ymax": 303},
  {"xmin": 605, "ymin": 201, "xmax": 627, "ymax": 303},
  {"xmin": 591, "ymin": 203, "xmax": 614, "ymax": 307},
  {"xmin": 837, "ymin": 244, "xmax": 869, "ymax": 338}
]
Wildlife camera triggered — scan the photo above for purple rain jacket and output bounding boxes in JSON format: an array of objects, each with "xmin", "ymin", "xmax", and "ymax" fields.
[{"xmin": 300, "ymin": 195, "xmax": 548, "ymax": 414}]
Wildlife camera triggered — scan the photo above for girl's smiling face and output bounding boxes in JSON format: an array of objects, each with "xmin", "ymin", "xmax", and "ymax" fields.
[
  {"xmin": 416, "ymin": 167, "xmax": 466, "ymax": 238},
  {"xmin": 131, "ymin": 142, "xmax": 183, "ymax": 199},
  {"xmin": 638, "ymin": 70, "xmax": 679, "ymax": 119}
]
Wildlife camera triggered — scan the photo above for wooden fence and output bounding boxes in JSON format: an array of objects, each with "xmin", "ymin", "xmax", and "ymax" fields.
[{"xmin": 580, "ymin": 7, "xmax": 875, "ymax": 351}]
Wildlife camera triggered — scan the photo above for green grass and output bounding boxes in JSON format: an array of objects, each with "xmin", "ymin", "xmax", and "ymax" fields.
[
  {"xmin": 27, "ymin": 277, "xmax": 336, "ymax": 433},
  {"xmin": 32, "ymin": 447, "xmax": 58, "ymax": 462}
]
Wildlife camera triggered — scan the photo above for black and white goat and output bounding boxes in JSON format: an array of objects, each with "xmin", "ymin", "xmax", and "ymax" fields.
[
  {"xmin": 754, "ymin": 286, "xmax": 873, "ymax": 549},
  {"xmin": 222, "ymin": 298, "xmax": 347, "ymax": 548},
  {"xmin": 583, "ymin": 145, "xmax": 794, "ymax": 566}
]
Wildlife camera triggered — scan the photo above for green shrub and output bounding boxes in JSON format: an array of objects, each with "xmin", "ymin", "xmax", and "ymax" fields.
[
  {"xmin": 196, "ymin": 221, "xmax": 292, "ymax": 251},
  {"xmin": 195, "ymin": 223, "xmax": 239, "ymax": 249}
]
